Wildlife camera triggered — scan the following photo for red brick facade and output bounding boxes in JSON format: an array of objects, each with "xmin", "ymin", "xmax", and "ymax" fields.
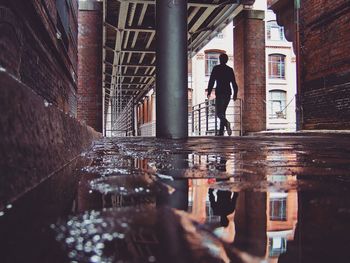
[
  {"xmin": 0, "ymin": 0, "xmax": 101, "ymax": 208},
  {"xmin": 234, "ymin": 9, "xmax": 266, "ymax": 133},
  {"xmin": 0, "ymin": 0, "xmax": 78, "ymax": 115},
  {"xmin": 299, "ymin": 0, "xmax": 350, "ymax": 129},
  {"xmin": 270, "ymin": 0, "xmax": 350, "ymax": 130},
  {"xmin": 77, "ymin": 2, "xmax": 103, "ymax": 132}
]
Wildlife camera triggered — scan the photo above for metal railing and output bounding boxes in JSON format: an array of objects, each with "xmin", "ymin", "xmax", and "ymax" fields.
[
  {"xmin": 139, "ymin": 121, "xmax": 156, "ymax": 136},
  {"xmin": 106, "ymin": 97, "xmax": 134, "ymax": 137},
  {"xmin": 106, "ymin": 98, "xmax": 242, "ymax": 137},
  {"xmin": 189, "ymin": 98, "xmax": 242, "ymax": 136}
]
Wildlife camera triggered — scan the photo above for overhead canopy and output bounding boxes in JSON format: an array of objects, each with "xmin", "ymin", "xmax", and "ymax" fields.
[{"xmin": 103, "ymin": 0, "xmax": 248, "ymax": 113}]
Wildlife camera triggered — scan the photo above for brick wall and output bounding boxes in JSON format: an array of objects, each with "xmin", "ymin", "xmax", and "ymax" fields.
[
  {"xmin": 0, "ymin": 0, "xmax": 78, "ymax": 115},
  {"xmin": 0, "ymin": 70, "xmax": 101, "ymax": 210},
  {"xmin": 77, "ymin": 2, "xmax": 103, "ymax": 132},
  {"xmin": 300, "ymin": 0, "xmax": 350, "ymax": 129},
  {"xmin": 234, "ymin": 9, "xmax": 266, "ymax": 133},
  {"xmin": 0, "ymin": 0, "xmax": 101, "ymax": 208}
]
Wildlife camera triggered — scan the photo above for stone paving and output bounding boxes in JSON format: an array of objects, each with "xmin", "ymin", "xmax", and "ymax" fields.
[{"xmin": 1, "ymin": 135, "xmax": 350, "ymax": 263}]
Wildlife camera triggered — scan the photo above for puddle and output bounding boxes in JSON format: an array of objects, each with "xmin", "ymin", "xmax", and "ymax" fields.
[
  {"xmin": 89, "ymin": 174, "xmax": 172, "ymax": 196},
  {"xmin": 52, "ymin": 206, "xmax": 262, "ymax": 263},
  {"xmin": 1, "ymin": 137, "xmax": 350, "ymax": 262}
]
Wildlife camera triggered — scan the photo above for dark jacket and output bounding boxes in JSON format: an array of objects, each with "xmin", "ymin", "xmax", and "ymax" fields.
[{"xmin": 207, "ymin": 64, "xmax": 238, "ymax": 97}]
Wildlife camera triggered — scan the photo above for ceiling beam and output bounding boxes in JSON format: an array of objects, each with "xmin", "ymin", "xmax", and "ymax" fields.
[
  {"xmin": 119, "ymin": 64, "xmax": 155, "ymax": 68},
  {"xmin": 105, "ymin": 22, "xmax": 155, "ymax": 33},
  {"xmin": 104, "ymin": 46, "xmax": 155, "ymax": 53},
  {"xmin": 116, "ymin": 0, "xmax": 238, "ymax": 8},
  {"xmin": 104, "ymin": 73, "xmax": 154, "ymax": 78}
]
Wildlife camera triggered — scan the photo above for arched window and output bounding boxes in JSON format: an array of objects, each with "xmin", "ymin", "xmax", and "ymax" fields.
[
  {"xmin": 266, "ymin": 20, "xmax": 284, "ymax": 41},
  {"xmin": 205, "ymin": 50, "xmax": 225, "ymax": 76},
  {"xmin": 268, "ymin": 90, "xmax": 287, "ymax": 119},
  {"xmin": 268, "ymin": 54, "xmax": 286, "ymax": 79}
]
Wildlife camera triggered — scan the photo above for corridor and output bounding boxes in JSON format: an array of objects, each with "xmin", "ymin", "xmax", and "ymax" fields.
[{"xmin": 1, "ymin": 135, "xmax": 350, "ymax": 262}]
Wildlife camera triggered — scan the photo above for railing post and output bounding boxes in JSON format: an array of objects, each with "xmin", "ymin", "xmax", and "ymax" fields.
[
  {"xmin": 192, "ymin": 106, "xmax": 194, "ymax": 135},
  {"xmin": 205, "ymin": 100, "xmax": 209, "ymax": 135},
  {"xmin": 214, "ymin": 99, "xmax": 217, "ymax": 135},
  {"xmin": 240, "ymin": 99, "xmax": 243, "ymax": 136},
  {"xmin": 198, "ymin": 107, "xmax": 201, "ymax": 136}
]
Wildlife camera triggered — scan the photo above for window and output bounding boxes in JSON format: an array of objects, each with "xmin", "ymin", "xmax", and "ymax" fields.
[
  {"xmin": 268, "ymin": 54, "xmax": 285, "ymax": 79},
  {"xmin": 188, "ymin": 74, "xmax": 193, "ymax": 86},
  {"xmin": 188, "ymin": 60, "xmax": 192, "ymax": 89},
  {"xmin": 205, "ymin": 52, "xmax": 221, "ymax": 76},
  {"xmin": 188, "ymin": 88, "xmax": 193, "ymax": 113},
  {"xmin": 267, "ymin": 21, "xmax": 284, "ymax": 41},
  {"xmin": 268, "ymin": 90, "xmax": 287, "ymax": 119},
  {"xmin": 56, "ymin": 0, "xmax": 70, "ymax": 48},
  {"xmin": 268, "ymin": 237, "xmax": 287, "ymax": 257},
  {"xmin": 269, "ymin": 197, "xmax": 287, "ymax": 221}
]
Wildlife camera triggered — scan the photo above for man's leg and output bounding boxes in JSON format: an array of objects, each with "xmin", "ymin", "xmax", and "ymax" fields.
[
  {"xmin": 222, "ymin": 96, "xmax": 232, "ymax": 135},
  {"xmin": 216, "ymin": 97, "xmax": 227, "ymax": 135}
]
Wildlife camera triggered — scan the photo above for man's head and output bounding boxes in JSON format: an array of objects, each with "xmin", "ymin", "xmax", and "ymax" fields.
[{"xmin": 219, "ymin": 53, "xmax": 228, "ymax": 64}]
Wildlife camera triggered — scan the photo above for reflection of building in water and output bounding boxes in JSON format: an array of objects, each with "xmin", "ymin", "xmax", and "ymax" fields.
[
  {"xmin": 135, "ymin": 151, "xmax": 298, "ymax": 261},
  {"xmin": 265, "ymin": 175, "xmax": 298, "ymax": 262},
  {"xmin": 187, "ymin": 153, "xmax": 239, "ymax": 242},
  {"xmin": 186, "ymin": 169, "xmax": 298, "ymax": 260},
  {"xmin": 188, "ymin": 178, "xmax": 237, "ymax": 244},
  {"xmin": 188, "ymin": 153, "xmax": 243, "ymax": 176}
]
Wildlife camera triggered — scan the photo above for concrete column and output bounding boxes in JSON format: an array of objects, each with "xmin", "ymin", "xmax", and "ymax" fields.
[
  {"xmin": 77, "ymin": 1, "xmax": 103, "ymax": 132},
  {"xmin": 233, "ymin": 9, "xmax": 266, "ymax": 133},
  {"xmin": 156, "ymin": 0, "xmax": 188, "ymax": 139}
]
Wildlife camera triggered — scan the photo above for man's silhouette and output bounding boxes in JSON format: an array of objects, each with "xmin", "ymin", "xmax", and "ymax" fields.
[
  {"xmin": 207, "ymin": 53, "xmax": 238, "ymax": 136},
  {"xmin": 209, "ymin": 189, "xmax": 238, "ymax": 227}
]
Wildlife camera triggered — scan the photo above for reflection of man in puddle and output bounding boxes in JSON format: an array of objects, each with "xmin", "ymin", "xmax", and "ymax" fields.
[
  {"xmin": 209, "ymin": 156, "xmax": 238, "ymax": 227},
  {"xmin": 209, "ymin": 188, "xmax": 238, "ymax": 227}
]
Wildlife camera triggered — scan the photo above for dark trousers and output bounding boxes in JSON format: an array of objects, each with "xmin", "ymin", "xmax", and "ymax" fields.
[{"xmin": 216, "ymin": 95, "xmax": 231, "ymax": 135}]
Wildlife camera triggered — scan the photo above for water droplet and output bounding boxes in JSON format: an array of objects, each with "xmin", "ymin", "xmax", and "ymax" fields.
[
  {"xmin": 65, "ymin": 237, "xmax": 75, "ymax": 244},
  {"xmin": 76, "ymin": 244, "xmax": 83, "ymax": 251},
  {"xmin": 68, "ymin": 250, "xmax": 77, "ymax": 258},
  {"xmin": 0, "ymin": 211, "xmax": 4, "ymax": 217},
  {"xmin": 148, "ymin": 255, "xmax": 156, "ymax": 262},
  {"xmin": 102, "ymin": 233, "xmax": 113, "ymax": 241},
  {"xmin": 6, "ymin": 204, "xmax": 12, "ymax": 209},
  {"xmin": 90, "ymin": 255, "xmax": 101, "ymax": 263},
  {"xmin": 93, "ymin": 235, "xmax": 101, "ymax": 242},
  {"xmin": 96, "ymin": 242, "xmax": 105, "ymax": 249}
]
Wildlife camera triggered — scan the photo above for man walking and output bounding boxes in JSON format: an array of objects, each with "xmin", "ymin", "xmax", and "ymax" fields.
[{"xmin": 207, "ymin": 53, "xmax": 238, "ymax": 136}]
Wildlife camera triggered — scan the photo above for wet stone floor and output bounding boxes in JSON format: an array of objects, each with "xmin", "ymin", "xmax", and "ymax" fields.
[{"xmin": 1, "ymin": 136, "xmax": 350, "ymax": 263}]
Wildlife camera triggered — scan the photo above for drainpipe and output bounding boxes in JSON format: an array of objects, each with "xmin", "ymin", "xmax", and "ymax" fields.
[{"xmin": 295, "ymin": 0, "xmax": 302, "ymax": 130}]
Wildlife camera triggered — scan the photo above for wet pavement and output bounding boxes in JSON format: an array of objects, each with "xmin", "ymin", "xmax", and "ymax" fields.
[{"xmin": 1, "ymin": 136, "xmax": 350, "ymax": 262}]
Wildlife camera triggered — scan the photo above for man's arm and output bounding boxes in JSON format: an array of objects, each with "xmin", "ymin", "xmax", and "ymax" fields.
[
  {"xmin": 207, "ymin": 67, "xmax": 217, "ymax": 98},
  {"xmin": 231, "ymin": 69, "xmax": 238, "ymax": 101}
]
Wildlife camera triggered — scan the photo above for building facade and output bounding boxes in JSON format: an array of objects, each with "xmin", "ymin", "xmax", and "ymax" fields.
[
  {"xmin": 189, "ymin": 4, "xmax": 297, "ymax": 132},
  {"xmin": 265, "ymin": 10, "xmax": 297, "ymax": 131},
  {"xmin": 133, "ymin": 0, "xmax": 297, "ymax": 136}
]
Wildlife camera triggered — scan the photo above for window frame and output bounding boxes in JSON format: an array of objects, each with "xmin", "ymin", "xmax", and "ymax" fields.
[
  {"xmin": 269, "ymin": 197, "xmax": 287, "ymax": 221},
  {"xmin": 268, "ymin": 89, "xmax": 287, "ymax": 119},
  {"xmin": 204, "ymin": 49, "xmax": 225, "ymax": 76},
  {"xmin": 266, "ymin": 20, "xmax": 285, "ymax": 41},
  {"xmin": 268, "ymin": 54, "xmax": 286, "ymax": 79}
]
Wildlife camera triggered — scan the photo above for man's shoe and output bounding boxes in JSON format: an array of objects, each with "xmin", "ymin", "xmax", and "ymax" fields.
[
  {"xmin": 226, "ymin": 121, "xmax": 232, "ymax": 136},
  {"xmin": 216, "ymin": 131, "xmax": 224, "ymax": 136}
]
